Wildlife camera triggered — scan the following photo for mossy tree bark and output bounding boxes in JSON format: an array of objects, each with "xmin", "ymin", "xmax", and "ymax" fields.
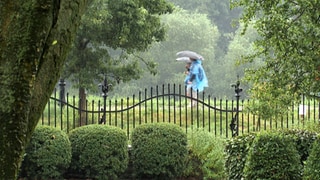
[{"xmin": 0, "ymin": 0, "xmax": 92, "ymax": 179}]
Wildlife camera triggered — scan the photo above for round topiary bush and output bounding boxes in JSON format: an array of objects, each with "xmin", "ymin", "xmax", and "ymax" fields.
[
  {"xmin": 131, "ymin": 122, "xmax": 188, "ymax": 179},
  {"xmin": 244, "ymin": 131, "xmax": 302, "ymax": 180},
  {"xmin": 19, "ymin": 125, "xmax": 71, "ymax": 179},
  {"xmin": 68, "ymin": 124, "xmax": 128, "ymax": 180},
  {"xmin": 303, "ymin": 136, "xmax": 320, "ymax": 180}
]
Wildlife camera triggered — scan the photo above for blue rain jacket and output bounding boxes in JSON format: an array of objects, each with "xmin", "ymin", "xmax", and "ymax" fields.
[{"xmin": 184, "ymin": 60, "xmax": 208, "ymax": 92}]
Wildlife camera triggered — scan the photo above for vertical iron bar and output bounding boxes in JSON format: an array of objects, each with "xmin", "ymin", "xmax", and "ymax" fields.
[
  {"xmin": 214, "ymin": 97, "xmax": 217, "ymax": 136},
  {"xmin": 313, "ymin": 96, "xmax": 316, "ymax": 122},
  {"xmin": 79, "ymin": 98, "xmax": 82, "ymax": 126},
  {"xmin": 121, "ymin": 99, "xmax": 124, "ymax": 129},
  {"xmin": 108, "ymin": 100, "xmax": 111, "ymax": 125},
  {"xmin": 73, "ymin": 96, "xmax": 76, "ymax": 129},
  {"xmin": 202, "ymin": 91, "xmax": 205, "ymax": 129},
  {"xmin": 86, "ymin": 99, "xmax": 88, "ymax": 125},
  {"xmin": 54, "ymin": 89, "xmax": 57, "ymax": 127},
  {"xmin": 168, "ymin": 84, "xmax": 171, "ymax": 123},
  {"xmin": 156, "ymin": 86, "xmax": 159, "ymax": 122},
  {"xmin": 127, "ymin": 97, "xmax": 130, "ymax": 138},
  {"xmin": 133, "ymin": 95, "xmax": 136, "ymax": 128},
  {"xmin": 220, "ymin": 99, "xmax": 222, "ymax": 136},
  {"xmin": 190, "ymin": 89, "xmax": 193, "ymax": 130},
  {"xmin": 179, "ymin": 84, "xmax": 182, "ymax": 127},
  {"xmin": 174, "ymin": 84, "xmax": 176, "ymax": 124},
  {"xmin": 115, "ymin": 100, "xmax": 118, "ymax": 126},
  {"xmin": 196, "ymin": 90, "xmax": 199, "ymax": 128},
  {"xmin": 91, "ymin": 100, "xmax": 94, "ymax": 124},
  {"xmin": 60, "ymin": 95, "xmax": 63, "ymax": 130},
  {"xmin": 151, "ymin": 87, "xmax": 153, "ymax": 123},
  {"xmin": 208, "ymin": 95, "xmax": 211, "ymax": 132},
  {"xmin": 226, "ymin": 100, "xmax": 228, "ymax": 138},
  {"xmin": 185, "ymin": 84, "xmax": 188, "ymax": 134},
  {"xmin": 139, "ymin": 91, "xmax": 142, "ymax": 125},
  {"xmin": 145, "ymin": 88, "xmax": 147, "ymax": 123},
  {"xmin": 162, "ymin": 84, "xmax": 165, "ymax": 122},
  {"xmin": 66, "ymin": 93, "xmax": 69, "ymax": 133}
]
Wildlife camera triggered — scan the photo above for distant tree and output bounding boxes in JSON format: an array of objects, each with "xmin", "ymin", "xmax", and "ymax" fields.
[
  {"xmin": 0, "ymin": 0, "xmax": 92, "ymax": 179},
  {"xmin": 62, "ymin": 0, "xmax": 173, "ymax": 125},
  {"xmin": 231, "ymin": 0, "xmax": 320, "ymax": 118},
  {"xmin": 112, "ymin": 9, "xmax": 220, "ymax": 96},
  {"xmin": 168, "ymin": 0, "xmax": 242, "ymax": 60},
  {"xmin": 219, "ymin": 22, "xmax": 261, "ymax": 98},
  {"xmin": 169, "ymin": 0, "xmax": 241, "ymax": 33}
]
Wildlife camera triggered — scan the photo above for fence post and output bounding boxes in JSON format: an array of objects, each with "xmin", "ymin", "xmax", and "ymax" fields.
[
  {"xmin": 230, "ymin": 77, "xmax": 242, "ymax": 137},
  {"xmin": 99, "ymin": 75, "xmax": 111, "ymax": 124},
  {"xmin": 59, "ymin": 79, "xmax": 66, "ymax": 107}
]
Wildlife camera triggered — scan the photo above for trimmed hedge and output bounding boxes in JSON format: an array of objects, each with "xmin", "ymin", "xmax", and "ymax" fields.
[
  {"xmin": 225, "ymin": 129, "xmax": 318, "ymax": 180},
  {"xmin": 185, "ymin": 128, "xmax": 226, "ymax": 179},
  {"xmin": 224, "ymin": 133, "xmax": 256, "ymax": 180},
  {"xmin": 303, "ymin": 136, "xmax": 320, "ymax": 180},
  {"xmin": 280, "ymin": 129, "xmax": 318, "ymax": 163},
  {"xmin": 68, "ymin": 124, "xmax": 128, "ymax": 180},
  {"xmin": 19, "ymin": 125, "xmax": 71, "ymax": 179},
  {"xmin": 244, "ymin": 131, "xmax": 302, "ymax": 180},
  {"xmin": 131, "ymin": 123, "xmax": 188, "ymax": 179}
]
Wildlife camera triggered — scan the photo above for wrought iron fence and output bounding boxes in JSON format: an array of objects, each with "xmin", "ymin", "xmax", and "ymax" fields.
[{"xmin": 40, "ymin": 83, "xmax": 320, "ymax": 138}]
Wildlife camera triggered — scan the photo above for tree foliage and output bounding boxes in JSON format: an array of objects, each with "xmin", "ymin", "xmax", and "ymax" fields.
[
  {"xmin": 63, "ymin": 0, "xmax": 174, "ymax": 92},
  {"xmin": 112, "ymin": 9, "xmax": 220, "ymax": 95},
  {"xmin": 231, "ymin": 0, "xmax": 320, "ymax": 118},
  {"xmin": 169, "ymin": 0, "xmax": 243, "ymax": 62}
]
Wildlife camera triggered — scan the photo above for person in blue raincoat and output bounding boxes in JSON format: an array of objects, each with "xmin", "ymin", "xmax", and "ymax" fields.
[{"xmin": 184, "ymin": 58, "xmax": 208, "ymax": 106}]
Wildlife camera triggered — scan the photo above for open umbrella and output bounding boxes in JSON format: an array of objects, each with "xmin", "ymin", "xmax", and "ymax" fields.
[
  {"xmin": 176, "ymin": 57, "xmax": 191, "ymax": 63},
  {"xmin": 176, "ymin": 50, "xmax": 204, "ymax": 60}
]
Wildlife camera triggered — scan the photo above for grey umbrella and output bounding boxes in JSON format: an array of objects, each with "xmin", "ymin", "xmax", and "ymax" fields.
[
  {"xmin": 176, "ymin": 50, "xmax": 204, "ymax": 60},
  {"xmin": 176, "ymin": 57, "xmax": 192, "ymax": 63}
]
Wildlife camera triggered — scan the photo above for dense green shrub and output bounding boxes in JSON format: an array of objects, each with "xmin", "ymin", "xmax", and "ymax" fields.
[
  {"xmin": 280, "ymin": 129, "xmax": 318, "ymax": 164},
  {"xmin": 184, "ymin": 128, "xmax": 226, "ymax": 179},
  {"xmin": 244, "ymin": 131, "xmax": 302, "ymax": 180},
  {"xmin": 68, "ymin": 124, "xmax": 128, "ymax": 180},
  {"xmin": 303, "ymin": 136, "xmax": 320, "ymax": 180},
  {"xmin": 131, "ymin": 123, "xmax": 188, "ymax": 179},
  {"xmin": 303, "ymin": 120, "xmax": 320, "ymax": 133},
  {"xmin": 20, "ymin": 125, "xmax": 71, "ymax": 179},
  {"xmin": 224, "ymin": 133, "xmax": 255, "ymax": 180}
]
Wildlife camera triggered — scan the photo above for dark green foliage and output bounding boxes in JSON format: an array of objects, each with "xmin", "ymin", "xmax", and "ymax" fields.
[
  {"xmin": 244, "ymin": 131, "xmax": 302, "ymax": 180},
  {"xmin": 131, "ymin": 123, "xmax": 188, "ymax": 179},
  {"xmin": 184, "ymin": 128, "xmax": 226, "ymax": 179},
  {"xmin": 231, "ymin": 0, "xmax": 320, "ymax": 119},
  {"xmin": 224, "ymin": 133, "xmax": 256, "ymax": 180},
  {"xmin": 68, "ymin": 124, "xmax": 128, "ymax": 180},
  {"xmin": 303, "ymin": 136, "xmax": 320, "ymax": 180},
  {"xmin": 20, "ymin": 126, "xmax": 71, "ymax": 179},
  {"xmin": 279, "ymin": 129, "xmax": 318, "ymax": 164}
]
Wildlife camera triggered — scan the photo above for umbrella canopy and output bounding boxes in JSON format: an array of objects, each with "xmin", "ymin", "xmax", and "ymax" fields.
[
  {"xmin": 176, "ymin": 57, "xmax": 192, "ymax": 63},
  {"xmin": 176, "ymin": 50, "xmax": 204, "ymax": 60}
]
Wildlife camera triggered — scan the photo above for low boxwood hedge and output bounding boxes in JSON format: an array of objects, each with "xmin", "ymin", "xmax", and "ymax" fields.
[
  {"xmin": 68, "ymin": 124, "xmax": 128, "ymax": 180},
  {"xmin": 279, "ymin": 129, "xmax": 318, "ymax": 164},
  {"xmin": 19, "ymin": 125, "xmax": 71, "ymax": 179},
  {"xmin": 244, "ymin": 131, "xmax": 302, "ymax": 180},
  {"xmin": 303, "ymin": 136, "xmax": 320, "ymax": 180},
  {"xmin": 224, "ymin": 132, "xmax": 256, "ymax": 180},
  {"xmin": 131, "ymin": 123, "xmax": 188, "ymax": 179},
  {"xmin": 185, "ymin": 128, "xmax": 226, "ymax": 179}
]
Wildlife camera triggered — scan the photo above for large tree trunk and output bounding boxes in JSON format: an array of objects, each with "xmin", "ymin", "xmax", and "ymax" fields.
[{"xmin": 0, "ymin": 0, "xmax": 92, "ymax": 179}]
